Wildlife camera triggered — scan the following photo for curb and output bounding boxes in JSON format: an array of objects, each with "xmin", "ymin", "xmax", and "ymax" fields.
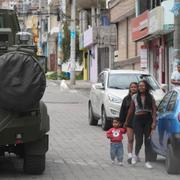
[{"xmin": 65, "ymin": 80, "xmax": 92, "ymax": 90}]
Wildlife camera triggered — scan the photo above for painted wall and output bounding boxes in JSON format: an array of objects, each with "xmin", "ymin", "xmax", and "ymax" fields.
[
  {"xmin": 90, "ymin": 46, "xmax": 98, "ymax": 83},
  {"xmin": 83, "ymin": 50, "xmax": 88, "ymax": 80}
]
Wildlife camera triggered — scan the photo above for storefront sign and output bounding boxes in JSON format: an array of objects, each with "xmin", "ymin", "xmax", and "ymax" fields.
[
  {"xmin": 58, "ymin": 32, "xmax": 62, "ymax": 48},
  {"xmin": 131, "ymin": 11, "xmax": 149, "ymax": 41},
  {"xmin": 149, "ymin": 6, "xmax": 164, "ymax": 34},
  {"xmin": 162, "ymin": 0, "xmax": 174, "ymax": 31},
  {"xmin": 140, "ymin": 46, "xmax": 148, "ymax": 69},
  {"xmin": 171, "ymin": 1, "xmax": 180, "ymax": 16},
  {"xmin": 70, "ymin": 31, "xmax": 76, "ymax": 39}
]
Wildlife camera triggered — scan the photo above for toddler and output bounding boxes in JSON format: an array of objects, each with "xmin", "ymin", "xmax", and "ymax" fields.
[{"xmin": 106, "ymin": 118, "xmax": 126, "ymax": 165}]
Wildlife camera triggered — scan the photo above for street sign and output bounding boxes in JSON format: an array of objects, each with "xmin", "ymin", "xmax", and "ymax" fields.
[
  {"xmin": 58, "ymin": 32, "xmax": 62, "ymax": 48},
  {"xmin": 70, "ymin": 31, "xmax": 76, "ymax": 39}
]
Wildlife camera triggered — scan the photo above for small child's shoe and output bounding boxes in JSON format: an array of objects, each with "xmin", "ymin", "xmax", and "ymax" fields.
[
  {"xmin": 111, "ymin": 160, "xmax": 115, "ymax": 164},
  {"xmin": 131, "ymin": 156, "xmax": 137, "ymax": 165},
  {"xmin": 127, "ymin": 158, "xmax": 132, "ymax": 164}
]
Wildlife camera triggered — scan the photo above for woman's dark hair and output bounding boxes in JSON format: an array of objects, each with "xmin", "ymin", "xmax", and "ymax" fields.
[
  {"xmin": 137, "ymin": 80, "xmax": 153, "ymax": 109},
  {"xmin": 125, "ymin": 82, "xmax": 138, "ymax": 107},
  {"xmin": 128, "ymin": 82, "xmax": 138, "ymax": 95}
]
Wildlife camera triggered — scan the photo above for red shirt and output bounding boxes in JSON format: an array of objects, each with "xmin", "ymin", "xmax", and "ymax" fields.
[{"xmin": 106, "ymin": 128, "xmax": 126, "ymax": 143}]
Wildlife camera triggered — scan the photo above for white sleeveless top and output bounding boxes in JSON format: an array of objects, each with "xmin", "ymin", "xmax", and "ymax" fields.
[{"xmin": 132, "ymin": 94, "xmax": 153, "ymax": 114}]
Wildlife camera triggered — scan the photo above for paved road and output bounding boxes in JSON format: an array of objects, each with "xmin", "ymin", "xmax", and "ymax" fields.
[{"xmin": 0, "ymin": 80, "xmax": 179, "ymax": 180}]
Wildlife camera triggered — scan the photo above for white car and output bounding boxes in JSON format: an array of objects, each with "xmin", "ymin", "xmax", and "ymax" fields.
[{"xmin": 88, "ymin": 69, "xmax": 165, "ymax": 130}]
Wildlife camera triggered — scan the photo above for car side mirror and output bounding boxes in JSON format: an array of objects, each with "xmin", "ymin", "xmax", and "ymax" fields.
[{"xmin": 95, "ymin": 83, "xmax": 104, "ymax": 90}]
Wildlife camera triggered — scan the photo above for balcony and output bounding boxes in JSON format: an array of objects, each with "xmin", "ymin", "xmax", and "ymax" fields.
[
  {"xmin": 109, "ymin": 0, "xmax": 135, "ymax": 23},
  {"xmin": 82, "ymin": 25, "xmax": 117, "ymax": 49}
]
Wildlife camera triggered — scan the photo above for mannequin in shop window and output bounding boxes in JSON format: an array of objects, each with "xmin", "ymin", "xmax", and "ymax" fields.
[{"xmin": 171, "ymin": 61, "xmax": 180, "ymax": 87}]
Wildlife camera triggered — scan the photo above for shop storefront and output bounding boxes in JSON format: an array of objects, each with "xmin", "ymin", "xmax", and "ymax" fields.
[
  {"xmin": 131, "ymin": 10, "xmax": 149, "ymax": 70},
  {"xmin": 131, "ymin": 0, "xmax": 174, "ymax": 88},
  {"xmin": 148, "ymin": 1, "xmax": 174, "ymax": 88}
]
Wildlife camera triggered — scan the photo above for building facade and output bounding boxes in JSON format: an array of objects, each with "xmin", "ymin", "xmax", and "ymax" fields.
[
  {"xmin": 131, "ymin": 0, "xmax": 174, "ymax": 89},
  {"xmin": 47, "ymin": 0, "xmax": 69, "ymax": 71},
  {"xmin": 78, "ymin": 1, "xmax": 117, "ymax": 82},
  {"xmin": 109, "ymin": 0, "xmax": 142, "ymax": 70}
]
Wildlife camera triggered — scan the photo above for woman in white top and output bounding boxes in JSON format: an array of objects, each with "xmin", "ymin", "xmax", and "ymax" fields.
[{"xmin": 125, "ymin": 80, "xmax": 156, "ymax": 169}]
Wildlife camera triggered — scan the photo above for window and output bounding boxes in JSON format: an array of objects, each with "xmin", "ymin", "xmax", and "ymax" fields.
[
  {"xmin": 139, "ymin": 0, "xmax": 151, "ymax": 14},
  {"xmin": 157, "ymin": 0, "xmax": 161, "ymax": 6},
  {"xmin": 167, "ymin": 91, "xmax": 177, "ymax": 112},
  {"xmin": 108, "ymin": 74, "xmax": 138, "ymax": 89},
  {"xmin": 150, "ymin": 0, "xmax": 166, "ymax": 9},
  {"xmin": 0, "ymin": 16, "xmax": 4, "ymax": 28},
  {"xmin": 158, "ymin": 92, "xmax": 172, "ymax": 113},
  {"xmin": 43, "ymin": 19, "xmax": 48, "ymax": 32},
  {"xmin": 137, "ymin": 74, "xmax": 159, "ymax": 90}
]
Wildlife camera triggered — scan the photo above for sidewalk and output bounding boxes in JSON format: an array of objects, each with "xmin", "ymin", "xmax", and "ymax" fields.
[{"xmin": 65, "ymin": 80, "xmax": 92, "ymax": 90}]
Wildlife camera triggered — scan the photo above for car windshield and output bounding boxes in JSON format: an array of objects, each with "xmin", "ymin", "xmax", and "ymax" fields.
[
  {"xmin": 138, "ymin": 74, "xmax": 159, "ymax": 90},
  {"xmin": 108, "ymin": 73, "xmax": 160, "ymax": 90}
]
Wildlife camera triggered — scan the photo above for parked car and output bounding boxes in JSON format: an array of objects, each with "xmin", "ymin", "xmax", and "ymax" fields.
[
  {"xmin": 88, "ymin": 69, "xmax": 165, "ymax": 130},
  {"xmin": 151, "ymin": 88, "xmax": 180, "ymax": 174}
]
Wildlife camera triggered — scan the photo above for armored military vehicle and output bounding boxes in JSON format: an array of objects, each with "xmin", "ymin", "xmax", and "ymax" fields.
[{"xmin": 0, "ymin": 9, "xmax": 49, "ymax": 174}]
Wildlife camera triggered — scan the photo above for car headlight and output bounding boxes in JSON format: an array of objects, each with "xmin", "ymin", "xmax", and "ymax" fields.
[{"xmin": 108, "ymin": 94, "xmax": 122, "ymax": 104}]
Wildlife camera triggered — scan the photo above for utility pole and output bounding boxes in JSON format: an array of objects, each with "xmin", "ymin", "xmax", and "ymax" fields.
[
  {"xmin": 57, "ymin": 0, "xmax": 63, "ymax": 78},
  {"xmin": 22, "ymin": 0, "xmax": 26, "ymax": 31},
  {"xmin": 70, "ymin": 0, "xmax": 76, "ymax": 85},
  {"xmin": 38, "ymin": 0, "xmax": 43, "ymax": 55},
  {"xmin": 174, "ymin": 0, "xmax": 180, "ymax": 65}
]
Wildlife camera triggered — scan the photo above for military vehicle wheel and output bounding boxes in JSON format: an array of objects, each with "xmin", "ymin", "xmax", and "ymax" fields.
[{"xmin": 23, "ymin": 154, "xmax": 45, "ymax": 174}]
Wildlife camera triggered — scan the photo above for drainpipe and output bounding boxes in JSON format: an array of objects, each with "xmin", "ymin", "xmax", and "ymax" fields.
[
  {"xmin": 82, "ymin": 10, "xmax": 88, "ymax": 31},
  {"xmin": 126, "ymin": 18, "xmax": 129, "ymax": 60},
  {"xmin": 135, "ymin": 0, "xmax": 140, "ymax": 16},
  {"xmin": 91, "ymin": 7, "xmax": 96, "ymax": 27},
  {"xmin": 79, "ymin": 11, "xmax": 83, "ymax": 34},
  {"xmin": 96, "ymin": 7, "xmax": 101, "ymax": 27}
]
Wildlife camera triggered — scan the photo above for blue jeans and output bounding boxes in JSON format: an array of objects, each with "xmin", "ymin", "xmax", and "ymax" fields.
[{"xmin": 110, "ymin": 142, "xmax": 124, "ymax": 162}]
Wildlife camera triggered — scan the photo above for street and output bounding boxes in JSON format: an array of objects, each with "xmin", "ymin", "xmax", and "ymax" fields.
[{"xmin": 0, "ymin": 80, "xmax": 179, "ymax": 180}]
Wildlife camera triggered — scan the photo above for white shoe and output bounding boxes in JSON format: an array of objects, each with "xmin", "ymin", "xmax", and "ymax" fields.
[
  {"xmin": 145, "ymin": 162, "xmax": 153, "ymax": 169},
  {"xmin": 111, "ymin": 160, "xmax": 115, "ymax": 164},
  {"xmin": 118, "ymin": 162, "xmax": 123, "ymax": 166},
  {"xmin": 131, "ymin": 156, "xmax": 137, "ymax": 165}
]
